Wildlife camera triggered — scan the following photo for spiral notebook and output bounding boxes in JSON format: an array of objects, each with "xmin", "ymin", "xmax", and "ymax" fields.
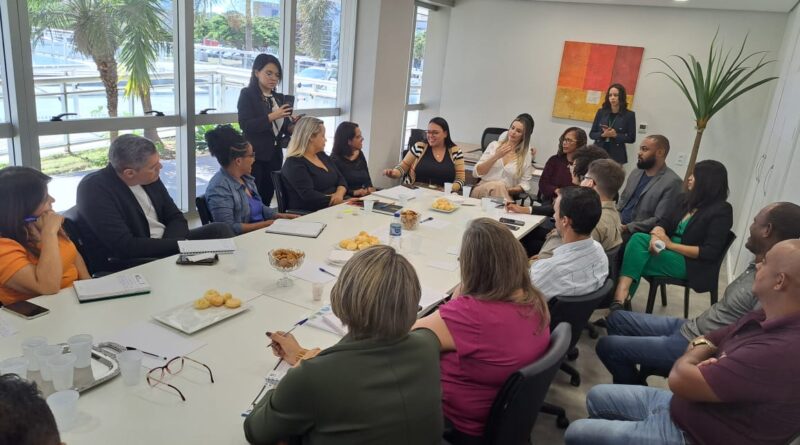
[
  {"xmin": 264, "ymin": 220, "xmax": 326, "ymax": 238},
  {"xmin": 177, "ymin": 239, "xmax": 236, "ymax": 255}
]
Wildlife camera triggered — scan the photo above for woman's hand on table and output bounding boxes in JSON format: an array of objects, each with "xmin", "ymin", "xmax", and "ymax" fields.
[
  {"xmin": 505, "ymin": 203, "xmax": 530, "ymax": 214},
  {"xmin": 277, "ymin": 213, "xmax": 299, "ymax": 219},
  {"xmin": 383, "ymin": 168, "xmax": 401, "ymax": 179},
  {"xmin": 267, "ymin": 331, "xmax": 303, "ymax": 365}
]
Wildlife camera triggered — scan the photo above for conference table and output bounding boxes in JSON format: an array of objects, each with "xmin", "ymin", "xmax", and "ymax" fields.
[{"xmin": 0, "ymin": 187, "xmax": 544, "ymax": 444}]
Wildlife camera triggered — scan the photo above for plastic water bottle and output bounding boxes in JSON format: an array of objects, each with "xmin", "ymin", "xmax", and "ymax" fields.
[{"xmin": 389, "ymin": 212, "xmax": 402, "ymax": 248}]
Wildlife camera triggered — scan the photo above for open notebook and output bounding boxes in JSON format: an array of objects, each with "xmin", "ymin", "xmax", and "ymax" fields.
[{"xmin": 73, "ymin": 274, "xmax": 151, "ymax": 303}]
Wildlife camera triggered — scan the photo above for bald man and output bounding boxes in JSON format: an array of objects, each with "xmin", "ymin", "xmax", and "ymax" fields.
[{"xmin": 566, "ymin": 239, "xmax": 800, "ymax": 445}]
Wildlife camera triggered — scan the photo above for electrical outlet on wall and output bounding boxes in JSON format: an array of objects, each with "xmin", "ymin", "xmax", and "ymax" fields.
[
  {"xmin": 676, "ymin": 153, "xmax": 687, "ymax": 166},
  {"xmin": 638, "ymin": 122, "xmax": 647, "ymax": 134}
]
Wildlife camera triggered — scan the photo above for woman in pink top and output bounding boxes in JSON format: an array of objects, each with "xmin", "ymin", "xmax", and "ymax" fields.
[{"xmin": 414, "ymin": 218, "xmax": 550, "ymax": 444}]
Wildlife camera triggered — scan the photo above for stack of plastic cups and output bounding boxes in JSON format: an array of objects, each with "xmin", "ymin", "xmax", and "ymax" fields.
[
  {"xmin": 67, "ymin": 334, "xmax": 93, "ymax": 368},
  {"xmin": 21, "ymin": 336, "xmax": 47, "ymax": 373},
  {"xmin": 34, "ymin": 345, "xmax": 62, "ymax": 382}
]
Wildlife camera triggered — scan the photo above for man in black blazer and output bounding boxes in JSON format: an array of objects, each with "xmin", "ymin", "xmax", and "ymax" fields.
[
  {"xmin": 617, "ymin": 135, "xmax": 683, "ymax": 238},
  {"xmin": 77, "ymin": 135, "xmax": 234, "ymax": 272}
]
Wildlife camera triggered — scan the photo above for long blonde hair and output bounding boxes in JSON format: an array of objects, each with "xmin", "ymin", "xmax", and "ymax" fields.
[
  {"xmin": 286, "ymin": 116, "xmax": 324, "ymax": 157},
  {"xmin": 459, "ymin": 218, "xmax": 549, "ymax": 330},
  {"xmin": 498, "ymin": 118, "xmax": 531, "ymax": 180}
]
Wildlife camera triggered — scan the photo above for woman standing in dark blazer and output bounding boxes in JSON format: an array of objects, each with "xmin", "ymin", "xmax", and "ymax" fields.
[
  {"xmin": 610, "ymin": 160, "xmax": 733, "ymax": 307},
  {"xmin": 589, "ymin": 83, "xmax": 636, "ymax": 164},
  {"xmin": 237, "ymin": 53, "xmax": 298, "ymax": 205}
]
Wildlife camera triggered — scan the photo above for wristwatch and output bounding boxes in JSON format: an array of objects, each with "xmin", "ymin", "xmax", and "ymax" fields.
[{"xmin": 691, "ymin": 337, "xmax": 716, "ymax": 349}]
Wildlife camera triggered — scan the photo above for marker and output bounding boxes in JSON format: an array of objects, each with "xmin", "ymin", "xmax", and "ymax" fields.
[{"xmin": 126, "ymin": 346, "xmax": 167, "ymax": 360}]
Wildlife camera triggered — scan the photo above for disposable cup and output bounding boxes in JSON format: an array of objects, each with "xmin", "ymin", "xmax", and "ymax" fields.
[
  {"xmin": 48, "ymin": 353, "xmax": 76, "ymax": 391},
  {"xmin": 117, "ymin": 350, "xmax": 143, "ymax": 386},
  {"xmin": 46, "ymin": 390, "xmax": 79, "ymax": 432},
  {"xmin": 312, "ymin": 283, "xmax": 324, "ymax": 302},
  {"xmin": 443, "ymin": 182, "xmax": 453, "ymax": 195},
  {"xmin": 35, "ymin": 345, "xmax": 62, "ymax": 381},
  {"xmin": 481, "ymin": 197, "xmax": 494, "ymax": 212},
  {"xmin": 67, "ymin": 334, "xmax": 93, "ymax": 368},
  {"xmin": 21, "ymin": 336, "xmax": 47, "ymax": 371},
  {"xmin": 462, "ymin": 185, "xmax": 473, "ymax": 198},
  {"xmin": 0, "ymin": 357, "xmax": 29, "ymax": 378},
  {"xmin": 363, "ymin": 199, "xmax": 375, "ymax": 213},
  {"xmin": 399, "ymin": 194, "xmax": 410, "ymax": 207}
]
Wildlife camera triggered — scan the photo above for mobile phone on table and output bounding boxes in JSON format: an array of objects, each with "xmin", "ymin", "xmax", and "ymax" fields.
[
  {"xmin": 175, "ymin": 253, "xmax": 219, "ymax": 265},
  {"xmin": 499, "ymin": 217, "xmax": 524, "ymax": 226},
  {"xmin": 2, "ymin": 300, "xmax": 50, "ymax": 319},
  {"xmin": 502, "ymin": 223, "xmax": 520, "ymax": 231}
]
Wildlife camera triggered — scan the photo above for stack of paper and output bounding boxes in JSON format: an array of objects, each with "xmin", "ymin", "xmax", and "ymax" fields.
[
  {"xmin": 265, "ymin": 220, "xmax": 326, "ymax": 238},
  {"xmin": 178, "ymin": 239, "xmax": 236, "ymax": 255},
  {"xmin": 73, "ymin": 273, "xmax": 151, "ymax": 303}
]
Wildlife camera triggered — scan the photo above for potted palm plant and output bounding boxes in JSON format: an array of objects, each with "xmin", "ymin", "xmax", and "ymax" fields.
[{"xmin": 653, "ymin": 32, "xmax": 778, "ymax": 183}]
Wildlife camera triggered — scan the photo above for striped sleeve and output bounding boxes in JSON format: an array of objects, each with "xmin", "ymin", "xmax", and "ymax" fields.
[{"xmin": 451, "ymin": 146, "xmax": 465, "ymax": 191}]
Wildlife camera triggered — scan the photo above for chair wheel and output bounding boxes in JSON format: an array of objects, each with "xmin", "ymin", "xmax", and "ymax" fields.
[
  {"xmin": 570, "ymin": 375, "xmax": 581, "ymax": 387},
  {"xmin": 567, "ymin": 348, "xmax": 579, "ymax": 361},
  {"xmin": 556, "ymin": 415, "xmax": 570, "ymax": 429}
]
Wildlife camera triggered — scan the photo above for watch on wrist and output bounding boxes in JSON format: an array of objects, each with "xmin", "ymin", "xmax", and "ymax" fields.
[{"xmin": 691, "ymin": 337, "xmax": 716, "ymax": 349}]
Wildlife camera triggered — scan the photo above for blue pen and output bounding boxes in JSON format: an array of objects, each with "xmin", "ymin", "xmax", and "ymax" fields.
[
  {"xmin": 318, "ymin": 267, "xmax": 337, "ymax": 278},
  {"xmin": 266, "ymin": 317, "xmax": 309, "ymax": 370},
  {"xmin": 24, "ymin": 216, "xmax": 38, "ymax": 223}
]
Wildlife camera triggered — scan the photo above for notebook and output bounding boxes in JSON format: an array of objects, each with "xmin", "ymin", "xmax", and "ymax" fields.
[
  {"xmin": 264, "ymin": 220, "xmax": 326, "ymax": 238},
  {"xmin": 372, "ymin": 185, "xmax": 417, "ymax": 202},
  {"xmin": 73, "ymin": 274, "xmax": 151, "ymax": 303},
  {"xmin": 177, "ymin": 239, "xmax": 236, "ymax": 255}
]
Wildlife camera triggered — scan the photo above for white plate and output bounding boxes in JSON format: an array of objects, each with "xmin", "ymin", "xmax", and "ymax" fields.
[
  {"xmin": 430, "ymin": 204, "xmax": 460, "ymax": 213},
  {"xmin": 327, "ymin": 249, "xmax": 354, "ymax": 264},
  {"xmin": 153, "ymin": 300, "xmax": 250, "ymax": 334}
]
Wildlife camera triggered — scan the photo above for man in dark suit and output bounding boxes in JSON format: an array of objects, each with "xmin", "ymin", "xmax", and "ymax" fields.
[
  {"xmin": 618, "ymin": 134, "xmax": 683, "ymax": 238},
  {"xmin": 77, "ymin": 135, "xmax": 234, "ymax": 272}
]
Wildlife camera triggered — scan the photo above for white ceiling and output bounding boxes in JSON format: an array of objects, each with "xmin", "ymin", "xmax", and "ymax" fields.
[{"xmin": 533, "ymin": 0, "xmax": 798, "ymax": 13}]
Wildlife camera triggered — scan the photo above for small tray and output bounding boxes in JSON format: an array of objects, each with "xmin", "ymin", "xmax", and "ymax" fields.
[
  {"xmin": 153, "ymin": 300, "xmax": 251, "ymax": 334},
  {"xmin": 20, "ymin": 343, "xmax": 120, "ymax": 398},
  {"xmin": 430, "ymin": 204, "xmax": 460, "ymax": 213}
]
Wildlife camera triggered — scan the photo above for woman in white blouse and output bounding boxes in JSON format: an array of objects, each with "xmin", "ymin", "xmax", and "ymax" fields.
[{"xmin": 471, "ymin": 116, "xmax": 534, "ymax": 201}]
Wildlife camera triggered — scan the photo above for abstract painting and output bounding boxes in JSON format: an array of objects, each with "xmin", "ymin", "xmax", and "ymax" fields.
[{"xmin": 552, "ymin": 41, "xmax": 644, "ymax": 122}]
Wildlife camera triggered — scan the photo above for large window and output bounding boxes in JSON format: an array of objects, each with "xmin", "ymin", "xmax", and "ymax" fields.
[
  {"xmin": 403, "ymin": 6, "xmax": 428, "ymax": 149},
  {"xmin": 28, "ymin": 1, "xmax": 176, "ymax": 121},
  {"xmin": 193, "ymin": 0, "xmax": 281, "ymax": 114},
  {"xmin": 294, "ymin": 0, "xmax": 341, "ymax": 110}
]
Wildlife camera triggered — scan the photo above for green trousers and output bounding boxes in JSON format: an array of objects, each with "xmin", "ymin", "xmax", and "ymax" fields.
[{"xmin": 621, "ymin": 232, "xmax": 687, "ymax": 298}]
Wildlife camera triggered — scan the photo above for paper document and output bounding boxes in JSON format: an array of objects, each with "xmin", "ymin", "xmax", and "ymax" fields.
[
  {"xmin": 372, "ymin": 185, "xmax": 417, "ymax": 201},
  {"xmin": 420, "ymin": 287, "xmax": 448, "ymax": 310},
  {"xmin": 289, "ymin": 260, "xmax": 340, "ymax": 284},
  {"xmin": 265, "ymin": 220, "xmax": 326, "ymax": 238},
  {"xmin": 178, "ymin": 239, "xmax": 236, "ymax": 254},
  {"xmin": 305, "ymin": 305, "xmax": 347, "ymax": 336},
  {"xmin": 420, "ymin": 218, "xmax": 451, "ymax": 230},
  {"xmin": 74, "ymin": 273, "xmax": 150, "ymax": 303},
  {"xmin": 107, "ymin": 321, "xmax": 206, "ymax": 368},
  {"xmin": 0, "ymin": 316, "xmax": 18, "ymax": 338},
  {"xmin": 428, "ymin": 259, "xmax": 459, "ymax": 272}
]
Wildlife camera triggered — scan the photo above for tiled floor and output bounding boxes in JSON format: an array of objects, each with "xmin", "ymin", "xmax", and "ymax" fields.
[{"xmin": 531, "ymin": 273, "xmax": 730, "ymax": 444}]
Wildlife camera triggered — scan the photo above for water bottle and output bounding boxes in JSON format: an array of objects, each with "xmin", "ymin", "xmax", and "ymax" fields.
[{"xmin": 389, "ymin": 212, "xmax": 402, "ymax": 248}]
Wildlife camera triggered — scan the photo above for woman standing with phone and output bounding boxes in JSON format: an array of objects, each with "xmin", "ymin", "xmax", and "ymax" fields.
[
  {"xmin": 0, "ymin": 167, "xmax": 90, "ymax": 305},
  {"xmin": 589, "ymin": 83, "xmax": 636, "ymax": 164},
  {"xmin": 237, "ymin": 53, "xmax": 301, "ymax": 205}
]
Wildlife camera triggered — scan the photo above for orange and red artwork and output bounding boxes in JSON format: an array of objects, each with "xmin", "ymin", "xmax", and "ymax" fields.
[{"xmin": 552, "ymin": 41, "xmax": 644, "ymax": 122}]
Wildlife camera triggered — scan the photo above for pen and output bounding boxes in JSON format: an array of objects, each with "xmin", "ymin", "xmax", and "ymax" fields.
[
  {"xmin": 318, "ymin": 267, "xmax": 337, "ymax": 278},
  {"xmin": 266, "ymin": 317, "xmax": 309, "ymax": 370},
  {"xmin": 24, "ymin": 216, "xmax": 38, "ymax": 223},
  {"xmin": 126, "ymin": 346, "xmax": 167, "ymax": 360},
  {"xmin": 420, "ymin": 217, "xmax": 433, "ymax": 224}
]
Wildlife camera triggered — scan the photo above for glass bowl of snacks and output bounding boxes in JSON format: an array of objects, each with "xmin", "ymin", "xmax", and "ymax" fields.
[
  {"xmin": 268, "ymin": 248, "xmax": 306, "ymax": 287},
  {"xmin": 400, "ymin": 209, "xmax": 420, "ymax": 230}
]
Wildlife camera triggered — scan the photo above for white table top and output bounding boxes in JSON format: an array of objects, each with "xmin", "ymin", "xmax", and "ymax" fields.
[{"xmin": 0, "ymin": 187, "xmax": 544, "ymax": 444}]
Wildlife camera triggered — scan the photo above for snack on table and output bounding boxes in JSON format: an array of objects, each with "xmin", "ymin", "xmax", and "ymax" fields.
[
  {"xmin": 400, "ymin": 210, "xmax": 420, "ymax": 230},
  {"xmin": 270, "ymin": 249, "xmax": 305, "ymax": 269},
  {"xmin": 224, "ymin": 297, "xmax": 242, "ymax": 309},
  {"xmin": 196, "ymin": 289, "xmax": 242, "ymax": 310},
  {"xmin": 338, "ymin": 231, "xmax": 381, "ymax": 251},
  {"xmin": 432, "ymin": 198, "xmax": 456, "ymax": 212},
  {"xmin": 194, "ymin": 298, "xmax": 211, "ymax": 310}
]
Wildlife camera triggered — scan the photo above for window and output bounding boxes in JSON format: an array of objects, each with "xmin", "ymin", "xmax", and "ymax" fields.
[
  {"xmin": 403, "ymin": 6, "xmax": 428, "ymax": 149},
  {"xmin": 193, "ymin": 0, "xmax": 281, "ymax": 114},
  {"xmin": 28, "ymin": 1, "xmax": 176, "ymax": 120},
  {"xmin": 0, "ymin": 139, "xmax": 8, "ymax": 168},
  {"xmin": 294, "ymin": 0, "xmax": 341, "ymax": 110},
  {"xmin": 42, "ymin": 128, "xmax": 180, "ymax": 212}
]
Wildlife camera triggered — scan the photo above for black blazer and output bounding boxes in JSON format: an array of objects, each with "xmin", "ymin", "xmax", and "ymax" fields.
[
  {"xmin": 589, "ymin": 108, "xmax": 636, "ymax": 164},
  {"xmin": 662, "ymin": 197, "xmax": 733, "ymax": 293},
  {"xmin": 76, "ymin": 165, "xmax": 188, "ymax": 269},
  {"xmin": 237, "ymin": 85, "xmax": 291, "ymax": 162},
  {"xmin": 281, "ymin": 154, "xmax": 347, "ymax": 212}
]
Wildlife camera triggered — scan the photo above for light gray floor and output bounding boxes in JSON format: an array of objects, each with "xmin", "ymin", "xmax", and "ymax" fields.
[{"xmin": 531, "ymin": 273, "xmax": 730, "ymax": 444}]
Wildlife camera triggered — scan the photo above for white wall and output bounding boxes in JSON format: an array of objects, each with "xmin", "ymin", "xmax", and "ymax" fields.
[{"xmin": 436, "ymin": 0, "xmax": 787, "ymax": 217}]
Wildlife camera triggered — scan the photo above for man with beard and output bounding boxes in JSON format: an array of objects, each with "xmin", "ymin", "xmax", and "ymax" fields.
[
  {"xmin": 617, "ymin": 135, "xmax": 682, "ymax": 238},
  {"xmin": 596, "ymin": 202, "xmax": 800, "ymax": 384}
]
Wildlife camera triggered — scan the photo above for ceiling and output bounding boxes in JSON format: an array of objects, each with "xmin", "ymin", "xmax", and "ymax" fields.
[{"xmin": 533, "ymin": 0, "xmax": 798, "ymax": 13}]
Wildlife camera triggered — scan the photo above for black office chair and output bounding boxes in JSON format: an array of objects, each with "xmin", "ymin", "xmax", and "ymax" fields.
[
  {"xmin": 480, "ymin": 127, "xmax": 506, "ymax": 151},
  {"xmin": 480, "ymin": 323, "xmax": 571, "ymax": 445},
  {"xmin": 540, "ymin": 279, "xmax": 614, "ymax": 428},
  {"xmin": 195, "ymin": 194, "xmax": 213, "ymax": 225},
  {"xmin": 643, "ymin": 231, "xmax": 736, "ymax": 319},
  {"xmin": 270, "ymin": 170, "xmax": 310, "ymax": 215},
  {"xmin": 61, "ymin": 206, "xmax": 98, "ymax": 276},
  {"xmin": 587, "ymin": 244, "xmax": 623, "ymax": 339}
]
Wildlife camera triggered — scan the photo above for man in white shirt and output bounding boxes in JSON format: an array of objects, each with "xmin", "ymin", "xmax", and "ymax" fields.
[
  {"xmin": 530, "ymin": 186, "xmax": 608, "ymax": 300},
  {"xmin": 77, "ymin": 135, "xmax": 234, "ymax": 272}
]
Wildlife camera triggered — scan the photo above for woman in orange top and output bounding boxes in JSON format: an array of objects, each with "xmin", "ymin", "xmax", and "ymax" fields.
[{"xmin": 0, "ymin": 167, "xmax": 90, "ymax": 305}]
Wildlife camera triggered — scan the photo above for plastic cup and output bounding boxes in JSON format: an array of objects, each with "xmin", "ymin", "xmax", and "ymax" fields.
[
  {"xmin": 462, "ymin": 185, "xmax": 473, "ymax": 198},
  {"xmin": 21, "ymin": 336, "xmax": 47, "ymax": 372},
  {"xmin": 399, "ymin": 193, "xmax": 410, "ymax": 207},
  {"xmin": 47, "ymin": 390, "xmax": 79, "ymax": 432},
  {"xmin": 0, "ymin": 357, "xmax": 29, "ymax": 378},
  {"xmin": 312, "ymin": 282, "xmax": 324, "ymax": 302},
  {"xmin": 363, "ymin": 199, "xmax": 375, "ymax": 213},
  {"xmin": 443, "ymin": 182, "xmax": 453, "ymax": 195},
  {"xmin": 35, "ymin": 345, "xmax": 62, "ymax": 381},
  {"xmin": 117, "ymin": 350, "xmax": 143, "ymax": 386},
  {"xmin": 67, "ymin": 334, "xmax": 93, "ymax": 369},
  {"xmin": 481, "ymin": 197, "xmax": 493, "ymax": 212},
  {"xmin": 48, "ymin": 353, "xmax": 76, "ymax": 391}
]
